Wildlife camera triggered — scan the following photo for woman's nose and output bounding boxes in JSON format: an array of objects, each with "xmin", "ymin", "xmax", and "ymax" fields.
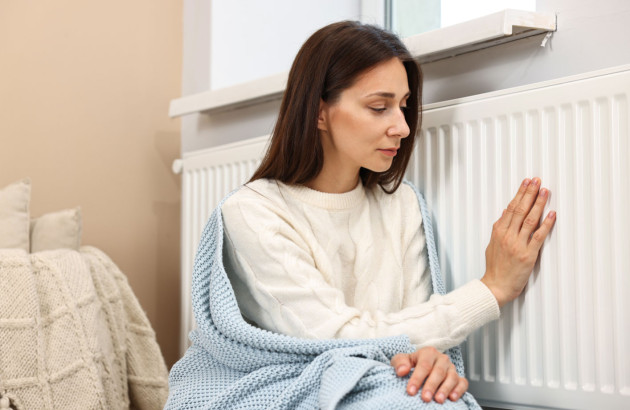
[{"xmin": 387, "ymin": 108, "xmax": 410, "ymax": 138}]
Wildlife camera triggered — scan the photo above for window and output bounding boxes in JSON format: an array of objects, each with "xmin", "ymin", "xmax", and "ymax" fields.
[{"xmin": 385, "ymin": 0, "xmax": 536, "ymax": 37}]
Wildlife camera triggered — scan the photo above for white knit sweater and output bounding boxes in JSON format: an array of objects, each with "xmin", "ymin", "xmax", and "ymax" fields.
[{"xmin": 222, "ymin": 179, "xmax": 499, "ymax": 352}]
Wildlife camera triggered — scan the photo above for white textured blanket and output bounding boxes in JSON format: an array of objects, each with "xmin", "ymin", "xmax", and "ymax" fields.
[{"xmin": 0, "ymin": 246, "xmax": 168, "ymax": 409}]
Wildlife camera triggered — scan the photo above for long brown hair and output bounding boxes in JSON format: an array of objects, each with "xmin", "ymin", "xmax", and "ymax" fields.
[{"xmin": 250, "ymin": 21, "xmax": 422, "ymax": 193}]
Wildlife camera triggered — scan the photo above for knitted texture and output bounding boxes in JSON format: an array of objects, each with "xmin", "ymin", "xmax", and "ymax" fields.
[
  {"xmin": 0, "ymin": 246, "xmax": 168, "ymax": 409},
  {"xmin": 406, "ymin": 183, "xmax": 467, "ymax": 376},
  {"xmin": 166, "ymin": 182, "xmax": 481, "ymax": 409}
]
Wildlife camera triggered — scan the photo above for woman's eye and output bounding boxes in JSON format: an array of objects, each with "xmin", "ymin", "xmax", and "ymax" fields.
[{"xmin": 370, "ymin": 107, "xmax": 386, "ymax": 113}]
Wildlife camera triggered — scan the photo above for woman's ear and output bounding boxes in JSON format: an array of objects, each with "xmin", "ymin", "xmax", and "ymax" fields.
[{"xmin": 317, "ymin": 99, "xmax": 328, "ymax": 132}]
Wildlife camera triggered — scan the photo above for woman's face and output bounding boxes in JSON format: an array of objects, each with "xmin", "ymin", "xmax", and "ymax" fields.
[{"xmin": 317, "ymin": 57, "xmax": 411, "ymax": 180}]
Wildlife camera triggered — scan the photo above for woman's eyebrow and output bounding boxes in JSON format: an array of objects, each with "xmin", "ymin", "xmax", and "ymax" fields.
[{"xmin": 365, "ymin": 91, "xmax": 411, "ymax": 99}]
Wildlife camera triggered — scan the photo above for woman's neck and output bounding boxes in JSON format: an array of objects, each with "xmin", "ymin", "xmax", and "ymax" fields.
[{"xmin": 305, "ymin": 167, "xmax": 360, "ymax": 193}]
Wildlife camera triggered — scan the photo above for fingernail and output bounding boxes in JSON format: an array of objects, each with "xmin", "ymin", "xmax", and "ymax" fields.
[
  {"xmin": 422, "ymin": 390, "xmax": 433, "ymax": 402},
  {"xmin": 451, "ymin": 392, "xmax": 459, "ymax": 400},
  {"xmin": 523, "ymin": 179, "xmax": 531, "ymax": 187},
  {"xmin": 396, "ymin": 366, "xmax": 404, "ymax": 374},
  {"xmin": 540, "ymin": 188, "xmax": 548, "ymax": 197},
  {"xmin": 548, "ymin": 211, "xmax": 556, "ymax": 219},
  {"xmin": 533, "ymin": 178, "xmax": 540, "ymax": 186},
  {"xmin": 408, "ymin": 385, "xmax": 417, "ymax": 395},
  {"xmin": 435, "ymin": 392, "xmax": 445, "ymax": 402}
]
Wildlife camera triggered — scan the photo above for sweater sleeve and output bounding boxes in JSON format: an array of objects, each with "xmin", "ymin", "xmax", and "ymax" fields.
[{"xmin": 222, "ymin": 189, "xmax": 500, "ymax": 352}]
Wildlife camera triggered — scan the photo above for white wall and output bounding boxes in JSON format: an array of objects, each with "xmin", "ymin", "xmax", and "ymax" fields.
[
  {"xmin": 180, "ymin": 0, "xmax": 362, "ymax": 152},
  {"xmin": 210, "ymin": 0, "xmax": 360, "ymax": 90},
  {"xmin": 1, "ymin": 0, "xmax": 183, "ymax": 367},
  {"xmin": 180, "ymin": 0, "xmax": 630, "ymax": 152}
]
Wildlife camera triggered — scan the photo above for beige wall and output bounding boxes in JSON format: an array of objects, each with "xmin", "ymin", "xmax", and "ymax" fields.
[{"xmin": 0, "ymin": 1, "xmax": 183, "ymax": 367}]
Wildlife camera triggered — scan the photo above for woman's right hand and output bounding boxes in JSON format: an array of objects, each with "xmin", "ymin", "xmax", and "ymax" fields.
[
  {"xmin": 391, "ymin": 347, "xmax": 468, "ymax": 403},
  {"xmin": 481, "ymin": 177, "xmax": 556, "ymax": 307}
]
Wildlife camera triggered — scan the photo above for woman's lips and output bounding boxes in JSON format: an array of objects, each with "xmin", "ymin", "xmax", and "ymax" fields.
[{"xmin": 378, "ymin": 148, "xmax": 398, "ymax": 157}]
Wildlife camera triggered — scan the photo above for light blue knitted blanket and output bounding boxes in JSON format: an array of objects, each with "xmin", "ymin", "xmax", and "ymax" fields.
[{"xmin": 166, "ymin": 182, "xmax": 482, "ymax": 409}]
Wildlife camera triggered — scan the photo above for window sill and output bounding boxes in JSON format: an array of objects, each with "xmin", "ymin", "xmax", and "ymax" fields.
[{"xmin": 169, "ymin": 9, "xmax": 556, "ymax": 118}]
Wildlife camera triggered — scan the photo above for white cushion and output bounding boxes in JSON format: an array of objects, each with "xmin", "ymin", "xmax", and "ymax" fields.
[
  {"xmin": 30, "ymin": 207, "xmax": 82, "ymax": 253},
  {"xmin": 0, "ymin": 179, "xmax": 31, "ymax": 251}
]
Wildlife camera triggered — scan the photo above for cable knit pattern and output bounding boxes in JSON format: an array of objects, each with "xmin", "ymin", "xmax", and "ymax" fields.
[
  {"xmin": 222, "ymin": 179, "xmax": 499, "ymax": 352},
  {"xmin": 165, "ymin": 182, "xmax": 483, "ymax": 409},
  {"xmin": 0, "ymin": 247, "xmax": 168, "ymax": 409}
]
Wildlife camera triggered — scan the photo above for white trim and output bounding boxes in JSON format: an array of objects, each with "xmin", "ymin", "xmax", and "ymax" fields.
[
  {"xmin": 422, "ymin": 63, "xmax": 630, "ymax": 112},
  {"xmin": 172, "ymin": 135, "xmax": 270, "ymax": 177},
  {"xmin": 169, "ymin": 9, "xmax": 556, "ymax": 118},
  {"xmin": 405, "ymin": 9, "xmax": 555, "ymax": 64},
  {"xmin": 169, "ymin": 73, "xmax": 287, "ymax": 117},
  {"xmin": 181, "ymin": 134, "xmax": 270, "ymax": 162}
]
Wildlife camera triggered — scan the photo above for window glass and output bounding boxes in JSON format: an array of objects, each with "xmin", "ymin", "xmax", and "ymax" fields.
[{"xmin": 387, "ymin": 0, "xmax": 536, "ymax": 37}]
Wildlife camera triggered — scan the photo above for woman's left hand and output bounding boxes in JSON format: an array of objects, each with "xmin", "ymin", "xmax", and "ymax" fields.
[{"xmin": 391, "ymin": 346, "xmax": 468, "ymax": 403}]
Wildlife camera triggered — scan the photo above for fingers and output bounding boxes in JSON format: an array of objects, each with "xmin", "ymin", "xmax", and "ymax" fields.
[
  {"xmin": 508, "ymin": 177, "xmax": 541, "ymax": 232},
  {"xmin": 448, "ymin": 377, "xmax": 469, "ymax": 402},
  {"xmin": 423, "ymin": 360, "xmax": 458, "ymax": 403},
  {"xmin": 393, "ymin": 347, "xmax": 469, "ymax": 403},
  {"xmin": 495, "ymin": 178, "xmax": 531, "ymax": 230},
  {"xmin": 498, "ymin": 178, "xmax": 531, "ymax": 231},
  {"xmin": 518, "ymin": 186, "xmax": 550, "ymax": 242},
  {"xmin": 405, "ymin": 350, "xmax": 438, "ymax": 396},
  {"xmin": 391, "ymin": 353, "xmax": 412, "ymax": 377},
  {"xmin": 528, "ymin": 210, "xmax": 557, "ymax": 250}
]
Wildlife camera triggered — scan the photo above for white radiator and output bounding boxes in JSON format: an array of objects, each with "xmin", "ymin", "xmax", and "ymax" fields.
[
  {"xmin": 177, "ymin": 136, "xmax": 268, "ymax": 355},
  {"xmin": 178, "ymin": 65, "xmax": 630, "ymax": 410}
]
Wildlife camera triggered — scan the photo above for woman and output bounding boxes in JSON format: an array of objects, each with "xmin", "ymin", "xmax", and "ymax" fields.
[{"xmin": 171, "ymin": 21, "xmax": 556, "ymax": 408}]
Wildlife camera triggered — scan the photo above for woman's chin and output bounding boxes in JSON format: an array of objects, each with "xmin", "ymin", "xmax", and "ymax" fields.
[{"xmin": 364, "ymin": 160, "xmax": 394, "ymax": 173}]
